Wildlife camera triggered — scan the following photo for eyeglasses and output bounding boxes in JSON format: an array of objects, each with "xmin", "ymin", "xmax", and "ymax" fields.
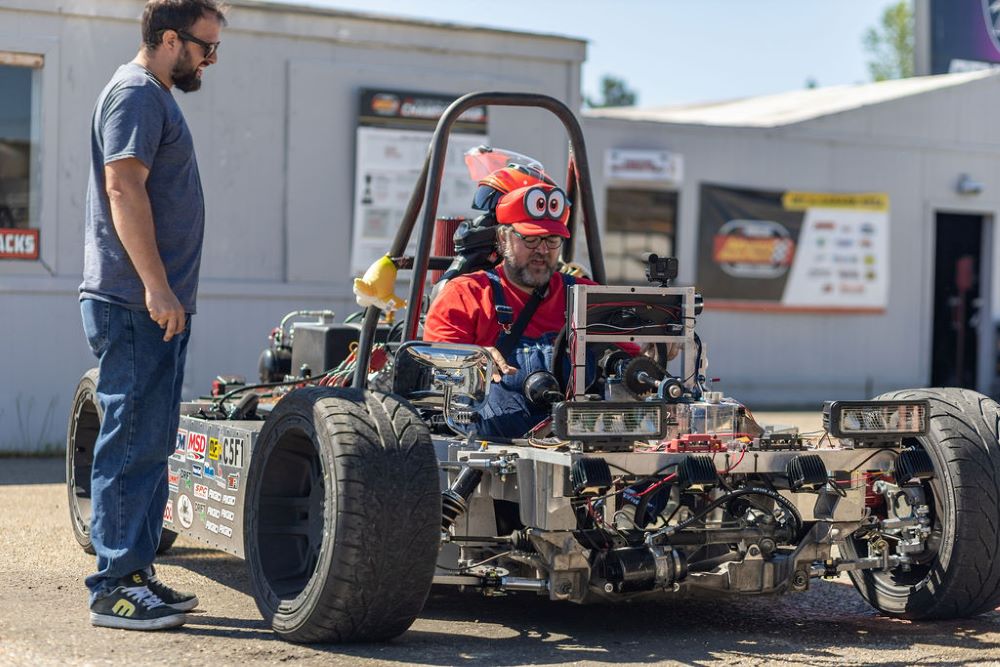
[
  {"xmin": 176, "ymin": 30, "xmax": 221, "ymax": 59},
  {"xmin": 512, "ymin": 231, "xmax": 564, "ymax": 250}
]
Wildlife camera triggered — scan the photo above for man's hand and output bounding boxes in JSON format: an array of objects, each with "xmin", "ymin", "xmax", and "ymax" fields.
[
  {"xmin": 484, "ymin": 346, "xmax": 515, "ymax": 382},
  {"xmin": 146, "ymin": 287, "xmax": 186, "ymax": 341}
]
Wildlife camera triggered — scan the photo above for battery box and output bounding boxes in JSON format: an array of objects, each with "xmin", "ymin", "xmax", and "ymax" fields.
[{"xmin": 290, "ymin": 323, "xmax": 392, "ymax": 376}]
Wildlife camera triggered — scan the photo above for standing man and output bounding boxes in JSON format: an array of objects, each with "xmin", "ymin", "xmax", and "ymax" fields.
[{"xmin": 79, "ymin": 0, "xmax": 226, "ymax": 630}]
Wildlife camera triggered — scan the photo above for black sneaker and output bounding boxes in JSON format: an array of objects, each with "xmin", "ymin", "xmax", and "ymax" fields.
[
  {"xmin": 90, "ymin": 571, "xmax": 186, "ymax": 630},
  {"xmin": 147, "ymin": 566, "xmax": 199, "ymax": 611}
]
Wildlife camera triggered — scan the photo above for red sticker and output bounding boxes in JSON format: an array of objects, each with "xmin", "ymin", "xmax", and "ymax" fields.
[{"xmin": 187, "ymin": 432, "xmax": 207, "ymax": 462}]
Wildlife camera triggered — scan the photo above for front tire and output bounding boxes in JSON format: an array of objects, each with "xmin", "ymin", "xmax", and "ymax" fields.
[
  {"xmin": 846, "ymin": 387, "xmax": 1000, "ymax": 619},
  {"xmin": 244, "ymin": 387, "xmax": 441, "ymax": 643}
]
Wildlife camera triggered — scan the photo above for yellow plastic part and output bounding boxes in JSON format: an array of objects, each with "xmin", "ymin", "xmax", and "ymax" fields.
[{"xmin": 353, "ymin": 254, "xmax": 407, "ymax": 312}]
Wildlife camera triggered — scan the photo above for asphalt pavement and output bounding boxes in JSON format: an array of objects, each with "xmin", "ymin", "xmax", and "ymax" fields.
[{"xmin": 2, "ymin": 412, "xmax": 1000, "ymax": 666}]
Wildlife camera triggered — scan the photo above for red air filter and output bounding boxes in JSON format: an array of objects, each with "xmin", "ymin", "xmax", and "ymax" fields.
[{"xmin": 432, "ymin": 216, "xmax": 465, "ymax": 282}]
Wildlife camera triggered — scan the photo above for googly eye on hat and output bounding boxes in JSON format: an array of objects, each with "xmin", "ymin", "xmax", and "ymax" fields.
[{"xmin": 495, "ymin": 184, "xmax": 572, "ymax": 238}]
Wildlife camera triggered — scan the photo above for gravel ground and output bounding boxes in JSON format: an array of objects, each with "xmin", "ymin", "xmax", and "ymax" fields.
[{"xmin": 3, "ymin": 412, "xmax": 999, "ymax": 666}]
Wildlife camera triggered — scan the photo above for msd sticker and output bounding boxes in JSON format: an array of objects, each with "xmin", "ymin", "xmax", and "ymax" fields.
[
  {"xmin": 187, "ymin": 432, "xmax": 207, "ymax": 462},
  {"xmin": 163, "ymin": 500, "xmax": 174, "ymax": 524},
  {"xmin": 712, "ymin": 219, "xmax": 795, "ymax": 279}
]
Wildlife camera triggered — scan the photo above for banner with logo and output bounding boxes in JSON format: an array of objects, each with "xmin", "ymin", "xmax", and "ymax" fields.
[
  {"xmin": 929, "ymin": 0, "xmax": 1000, "ymax": 73},
  {"xmin": 350, "ymin": 88, "xmax": 488, "ymax": 276},
  {"xmin": 697, "ymin": 184, "xmax": 889, "ymax": 312}
]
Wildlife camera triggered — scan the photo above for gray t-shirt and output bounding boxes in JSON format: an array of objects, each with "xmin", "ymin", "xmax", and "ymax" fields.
[{"xmin": 80, "ymin": 62, "xmax": 205, "ymax": 313}]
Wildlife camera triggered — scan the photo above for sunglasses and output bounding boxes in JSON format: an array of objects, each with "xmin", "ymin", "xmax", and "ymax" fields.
[
  {"xmin": 512, "ymin": 230, "xmax": 564, "ymax": 250},
  {"xmin": 176, "ymin": 29, "xmax": 221, "ymax": 59}
]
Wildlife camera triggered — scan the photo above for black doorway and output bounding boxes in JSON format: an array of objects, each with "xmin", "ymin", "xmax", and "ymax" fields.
[{"xmin": 931, "ymin": 213, "xmax": 983, "ymax": 388}]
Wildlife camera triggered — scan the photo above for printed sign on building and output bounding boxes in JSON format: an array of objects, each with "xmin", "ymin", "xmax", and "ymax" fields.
[
  {"xmin": 350, "ymin": 88, "xmax": 488, "ymax": 277},
  {"xmin": 0, "ymin": 228, "xmax": 38, "ymax": 260},
  {"xmin": 604, "ymin": 148, "xmax": 683, "ymax": 184},
  {"xmin": 697, "ymin": 184, "xmax": 889, "ymax": 312}
]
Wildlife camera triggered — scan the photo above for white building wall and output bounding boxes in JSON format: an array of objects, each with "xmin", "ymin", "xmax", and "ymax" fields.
[
  {"xmin": 583, "ymin": 75, "xmax": 1000, "ymax": 406},
  {"xmin": 0, "ymin": 0, "xmax": 585, "ymax": 451}
]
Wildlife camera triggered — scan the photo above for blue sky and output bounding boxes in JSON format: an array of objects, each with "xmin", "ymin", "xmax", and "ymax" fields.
[{"xmin": 263, "ymin": 0, "xmax": 901, "ymax": 107}]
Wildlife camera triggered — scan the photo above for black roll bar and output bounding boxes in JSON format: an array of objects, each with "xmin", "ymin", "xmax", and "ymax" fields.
[{"xmin": 353, "ymin": 92, "xmax": 604, "ymax": 389}]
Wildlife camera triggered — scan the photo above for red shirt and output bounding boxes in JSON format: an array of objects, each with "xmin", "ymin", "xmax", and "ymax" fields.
[{"xmin": 424, "ymin": 266, "xmax": 594, "ymax": 345}]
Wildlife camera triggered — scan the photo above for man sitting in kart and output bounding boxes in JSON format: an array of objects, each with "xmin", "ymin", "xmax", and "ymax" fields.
[{"xmin": 423, "ymin": 181, "xmax": 604, "ymax": 437}]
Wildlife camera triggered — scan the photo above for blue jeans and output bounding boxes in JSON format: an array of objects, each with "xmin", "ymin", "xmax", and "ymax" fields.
[{"xmin": 80, "ymin": 299, "xmax": 191, "ymax": 602}]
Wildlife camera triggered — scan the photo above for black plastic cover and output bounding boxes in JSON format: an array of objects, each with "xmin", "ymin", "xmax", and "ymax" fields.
[
  {"xmin": 676, "ymin": 455, "xmax": 717, "ymax": 491},
  {"xmin": 571, "ymin": 457, "xmax": 612, "ymax": 497},
  {"xmin": 786, "ymin": 454, "xmax": 828, "ymax": 491},
  {"xmin": 894, "ymin": 446, "xmax": 935, "ymax": 483}
]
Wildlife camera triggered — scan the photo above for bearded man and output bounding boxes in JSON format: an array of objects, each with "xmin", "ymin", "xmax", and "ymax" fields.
[
  {"xmin": 78, "ymin": 0, "xmax": 226, "ymax": 630},
  {"xmin": 423, "ymin": 182, "xmax": 602, "ymax": 437}
]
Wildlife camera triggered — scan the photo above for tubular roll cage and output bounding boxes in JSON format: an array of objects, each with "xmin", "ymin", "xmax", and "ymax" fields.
[{"xmin": 352, "ymin": 92, "xmax": 606, "ymax": 388}]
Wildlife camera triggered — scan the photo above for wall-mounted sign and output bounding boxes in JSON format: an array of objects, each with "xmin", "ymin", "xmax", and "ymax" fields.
[
  {"xmin": 929, "ymin": 0, "xmax": 1000, "ymax": 73},
  {"xmin": 697, "ymin": 184, "xmax": 889, "ymax": 312},
  {"xmin": 604, "ymin": 149, "xmax": 683, "ymax": 184},
  {"xmin": 0, "ymin": 227, "xmax": 38, "ymax": 260},
  {"xmin": 350, "ymin": 88, "xmax": 488, "ymax": 277}
]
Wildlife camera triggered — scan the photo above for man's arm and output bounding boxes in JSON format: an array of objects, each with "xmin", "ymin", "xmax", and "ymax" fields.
[
  {"xmin": 423, "ymin": 278, "xmax": 513, "ymax": 378},
  {"xmin": 104, "ymin": 158, "xmax": 185, "ymax": 342}
]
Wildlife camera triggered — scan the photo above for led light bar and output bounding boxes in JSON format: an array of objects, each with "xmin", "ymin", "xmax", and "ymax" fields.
[
  {"xmin": 553, "ymin": 402, "xmax": 666, "ymax": 441},
  {"xmin": 822, "ymin": 400, "xmax": 929, "ymax": 439}
]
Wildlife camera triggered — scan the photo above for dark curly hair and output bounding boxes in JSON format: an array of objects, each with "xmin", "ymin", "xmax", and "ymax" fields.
[{"xmin": 141, "ymin": 0, "xmax": 228, "ymax": 49}]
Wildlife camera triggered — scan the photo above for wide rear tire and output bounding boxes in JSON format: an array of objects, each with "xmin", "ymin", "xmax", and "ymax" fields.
[
  {"xmin": 243, "ymin": 387, "xmax": 441, "ymax": 643},
  {"xmin": 846, "ymin": 387, "xmax": 1000, "ymax": 619},
  {"xmin": 66, "ymin": 368, "xmax": 178, "ymax": 555}
]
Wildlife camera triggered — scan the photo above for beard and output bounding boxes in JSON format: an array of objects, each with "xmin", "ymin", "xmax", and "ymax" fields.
[
  {"xmin": 503, "ymin": 246, "xmax": 558, "ymax": 289},
  {"xmin": 171, "ymin": 49, "xmax": 202, "ymax": 93}
]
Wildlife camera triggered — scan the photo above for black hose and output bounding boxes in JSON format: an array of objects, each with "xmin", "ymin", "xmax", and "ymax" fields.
[{"xmin": 670, "ymin": 486, "xmax": 803, "ymax": 538}]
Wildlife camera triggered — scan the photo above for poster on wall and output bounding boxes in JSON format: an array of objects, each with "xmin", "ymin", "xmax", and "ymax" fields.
[
  {"xmin": 697, "ymin": 184, "xmax": 889, "ymax": 312},
  {"xmin": 350, "ymin": 89, "xmax": 488, "ymax": 277}
]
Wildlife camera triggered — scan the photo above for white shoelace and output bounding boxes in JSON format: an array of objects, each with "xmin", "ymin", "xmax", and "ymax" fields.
[{"xmin": 122, "ymin": 585, "xmax": 166, "ymax": 609}]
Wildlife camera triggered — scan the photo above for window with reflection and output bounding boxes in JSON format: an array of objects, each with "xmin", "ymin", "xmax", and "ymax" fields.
[{"xmin": 604, "ymin": 188, "xmax": 678, "ymax": 284}]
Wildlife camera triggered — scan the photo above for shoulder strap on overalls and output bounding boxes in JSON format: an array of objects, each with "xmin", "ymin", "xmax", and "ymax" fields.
[{"xmin": 488, "ymin": 269, "xmax": 548, "ymax": 362}]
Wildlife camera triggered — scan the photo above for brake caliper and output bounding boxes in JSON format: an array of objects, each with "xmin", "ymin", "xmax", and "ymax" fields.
[{"xmin": 871, "ymin": 479, "xmax": 933, "ymax": 569}]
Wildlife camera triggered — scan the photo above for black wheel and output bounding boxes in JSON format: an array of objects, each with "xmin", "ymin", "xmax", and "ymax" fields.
[
  {"xmin": 244, "ymin": 387, "xmax": 441, "ymax": 643},
  {"xmin": 844, "ymin": 387, "xmax": 1000, "ymax": 619},
  {"xmin": 66, "ymin": 369, "xmax": 178, "ymax": 556},
  {"xmin": 67, "ymin": 369, "xmax": 100, "ymax": 555}
]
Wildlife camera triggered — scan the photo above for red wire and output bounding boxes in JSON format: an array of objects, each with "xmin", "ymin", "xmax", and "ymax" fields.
[
  {"xmin": 639, "ymin": 447, "xmax": 748, "ymax": 499},
  {"xmin": 722, "ymin": 448, "xmax": 748, "ymax": 473},
  {"xmin": 638, "ymin": 472, "xmax": 677, "ymax": 497}
]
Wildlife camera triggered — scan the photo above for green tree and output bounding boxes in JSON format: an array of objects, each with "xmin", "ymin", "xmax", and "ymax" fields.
[
  {"xmin": 863, "ymin": 0, "xmax": 914, "ymax": 81},
  {"xmin": 585, "ymin": 75, "xmax": 638, "ymax": 108}
]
